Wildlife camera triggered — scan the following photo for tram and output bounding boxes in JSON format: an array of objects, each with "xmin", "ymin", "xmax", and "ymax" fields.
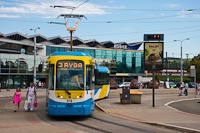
[
  {"xmin": 46, "ymin": 51, "xmax": 95, "ymax": 116},
  {"xmin": 46, "ymin": 51, "xmax": 110, "ymax": 116},
  {"xmin": 93, "ymin": 66, "xmax": 110, "ymax": 100}
]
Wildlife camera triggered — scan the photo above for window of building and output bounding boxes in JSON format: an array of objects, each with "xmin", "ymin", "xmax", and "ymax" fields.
[
  {"xmin": 112, "ymin": 50, "xmax": 117, "ymax": 59},
  {"xmin": 135, "ymin": 52, "xmax": 142, "ymax": 73},
  {"xmin": 101, "ymin": 50, "xmax": 106, "ymax": 58},
  {"xmin": 106, "ymin": 50, "xmax": 112, "ymax": 59},
  {"xmin": 95, "ymin": 50, "xmax": 101, "ymax": 58}
]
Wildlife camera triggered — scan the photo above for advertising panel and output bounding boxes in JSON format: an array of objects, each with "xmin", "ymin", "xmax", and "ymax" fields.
[{"xmin": 144, "ymin": 42, "xmax": 163, "ymax": 70}]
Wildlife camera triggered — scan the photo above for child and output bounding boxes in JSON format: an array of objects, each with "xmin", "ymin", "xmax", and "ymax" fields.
[{"xmin": 13, "ymin": 88, "xmax": 21, "ymax": 112}]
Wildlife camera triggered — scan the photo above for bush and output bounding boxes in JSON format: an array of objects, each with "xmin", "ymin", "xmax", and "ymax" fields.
[{"xmin": 130, "ymin": 78, "xmax": 140, "ymax": 89}]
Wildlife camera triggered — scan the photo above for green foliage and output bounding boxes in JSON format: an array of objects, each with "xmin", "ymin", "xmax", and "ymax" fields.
[
  {"xmin": 148, "ymin": 75, "xmax": 192, "ymax": 83},
  {"xmin": 155, "ymin": 75, "xmax": 159, "ymax": 81}
]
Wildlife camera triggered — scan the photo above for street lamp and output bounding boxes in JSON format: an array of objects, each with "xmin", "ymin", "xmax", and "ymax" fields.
[
  {"xmin": 174, "ymin": 38, "xmax": 189, "ymax": 83},
  {"xmin": 30, "ymin": 27, "xmax": 40, "ymax": 85}
]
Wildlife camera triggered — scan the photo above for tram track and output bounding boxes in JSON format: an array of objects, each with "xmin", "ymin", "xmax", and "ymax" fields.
[
  {"xmin": 71, "ymin": 120, "xmax": 112, "ymax": 133},
  {"xmin": 1, "ymin": 96, "xmax": 185, "ymax": 133},
  {"xmin": 91, "ymin": 116, "xmax": 155, "ymax": 133},
  {"xmin": 69, "ymin": 115, "xmax": 156, "ymax": 133}
]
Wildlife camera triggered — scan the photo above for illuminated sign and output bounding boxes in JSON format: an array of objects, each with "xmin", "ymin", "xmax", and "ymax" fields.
[
  {"xmin": 144, "ymin": 34, "xmax": 164, "ymax": 41},
  {"xmin": 57, "ymin": 61, "xmax": 83, "ymax": 69}
]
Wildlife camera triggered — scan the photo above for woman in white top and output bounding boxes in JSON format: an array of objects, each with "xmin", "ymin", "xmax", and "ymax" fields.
[{"xmin": 26, "ymin": 82, "xmax": 37, "ymax": 111}]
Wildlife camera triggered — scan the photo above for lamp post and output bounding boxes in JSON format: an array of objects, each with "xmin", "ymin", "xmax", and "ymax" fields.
[
  {"xmin": 30, "ymin": 27, "xmax": 40, "ymax": 85},
  {"xmin": 174, "ymin": 38, "xmax": 189, "ymax": 83}
]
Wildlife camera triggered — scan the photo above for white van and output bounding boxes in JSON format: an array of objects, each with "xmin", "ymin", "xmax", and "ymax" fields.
[{"xmin": 118, "ymin": 82, "xmax": 130, "ymax": 88}]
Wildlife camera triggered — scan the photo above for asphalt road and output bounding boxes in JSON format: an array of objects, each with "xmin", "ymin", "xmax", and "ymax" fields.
[{"xmin": 168, "ymin": 99, "xmax": 200, "ymax": 115}]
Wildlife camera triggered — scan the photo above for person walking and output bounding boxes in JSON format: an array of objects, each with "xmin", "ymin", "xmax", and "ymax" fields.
[
  {"xmin": 26, "ymin": 82, "xmax": 37, "ymax": 111},
  {"xmin": 179, "ymin": 81, "xmax": 184, "ymax": 96},
  {"xmin": 184, "ymin": 83, "xmax": 188, "ymax": 96},
  {"xmin": 22, "ymin": 81, "xmax": 26, "ymax": 89},
  {"xmin": 197, "ymin": 82, "xmax": 200, "ymax": 95},
  {"xmin": 12, "ymin": 88, "xmax": 21, "ymax": 112}
]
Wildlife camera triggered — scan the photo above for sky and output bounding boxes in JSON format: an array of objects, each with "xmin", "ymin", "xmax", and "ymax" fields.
[{"xmin": 0, "ymin": 0, "xmax": 200, "ymax": 59}]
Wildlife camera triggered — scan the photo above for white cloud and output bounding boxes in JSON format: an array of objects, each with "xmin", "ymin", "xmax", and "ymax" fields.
[
  {"xmin": 0, "ymin": 14, "xmax": 20, "ymax": 18},
  {"xmin": 148, "ymin": 14, "xmax": 155, "ymax": 18},
  {"xmin": 0, "ymin": 0, "xmax": 107, "ymax": 18},
  {"xmin": 108, "ymin": 0, "xmax": 115, "ymax": 3},
  {"xmin": 165, "ymin": 4, "xmax": 180, "ymax": 8},
  {"xmin": 176, "ymin": 10, "xmax": 200, "ymax": 19},
  {"xmin": 192, "ymin": 13, "xmax": 200, "ymax": 18},
  {"xmin": 178, "ymin": 10, "xmax": 194, "ymax": 18},
  {"xmin": 0, "ymin": 6, "xmax": 28, "ymax": 13},
  {"xmin": 160, "ymin": 13, "xmax": 165, "ymax": 16}
]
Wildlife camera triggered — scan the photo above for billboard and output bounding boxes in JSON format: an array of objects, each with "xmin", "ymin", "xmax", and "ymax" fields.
[{"xmin": 144, "ymin": 42, "xmax": 163, "ymax": 70}]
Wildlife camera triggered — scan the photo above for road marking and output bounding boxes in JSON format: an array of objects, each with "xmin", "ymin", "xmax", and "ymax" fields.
[{"xmin": 165, "ymin": 98, "xmax": 200, "ymax": 117}]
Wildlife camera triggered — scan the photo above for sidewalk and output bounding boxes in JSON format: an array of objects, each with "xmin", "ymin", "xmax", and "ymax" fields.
[
  {"xmin": 96, "ymin": 88, "xmax": 200, "ymax": 133},
  {"xmin": 0, "ymin": 88, "xmax": 77, "ymax": 133},
  {"xmin": 1, "ymin": 88, "xmax": 200, "ymax": 133}
]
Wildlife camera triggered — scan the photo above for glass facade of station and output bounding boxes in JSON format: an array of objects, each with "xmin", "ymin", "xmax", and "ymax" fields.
[
  {"xmin": 0, "ymin": 53, "xmax": 47, "ymax": 89},
  {"xmin": 46, "ymin": 46, "xmax": 144, "ymax": 75},
  {"xmin": 0, "ymin": 46, "xmax": 144, "ymax": 89}
]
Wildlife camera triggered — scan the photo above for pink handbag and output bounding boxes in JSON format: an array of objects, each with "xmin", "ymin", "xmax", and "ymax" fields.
[{"xmin": 34, "ymin": 101, "xmax": 37, "ymax": 107}]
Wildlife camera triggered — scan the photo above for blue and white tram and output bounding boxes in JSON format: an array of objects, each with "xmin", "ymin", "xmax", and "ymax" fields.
[{"xmin": 46, "ymin": 52, "xmax": 95, "ymax": 116}]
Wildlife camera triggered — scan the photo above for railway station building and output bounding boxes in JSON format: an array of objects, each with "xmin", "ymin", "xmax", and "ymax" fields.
[{"xmin": 0, "ymin": 32, "xmax": 145, "ymax": 88}]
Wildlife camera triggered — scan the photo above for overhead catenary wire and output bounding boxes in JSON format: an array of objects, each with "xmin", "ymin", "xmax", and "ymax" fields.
[
  {"xmin": 1, "ymin": 0, "xmax": 199, "ymax": 12},
  {"xmin": 78, "ymin": 25, "xmax": 200, "ymax": 37},
  {"xmin": 1, "ymin": 1, "xmax": 199, "ymax": 42},
  {"xmin": 0, "ymin": 0, "xmax": 198, "ymax": 24},
  {"xmin": 0, "ymin": 17, "xmax": 199, "ymax": 41}
]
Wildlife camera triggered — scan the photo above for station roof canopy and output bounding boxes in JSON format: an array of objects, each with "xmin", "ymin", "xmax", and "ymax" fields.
[{"xmin": 0, "ymin": 32, "xmax": 143, "ymax": 53}]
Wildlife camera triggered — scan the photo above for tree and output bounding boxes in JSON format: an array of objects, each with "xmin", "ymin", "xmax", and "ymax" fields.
[{"xmin": 189, "ymin": 54, "xmax": 200, "ymax": 82}]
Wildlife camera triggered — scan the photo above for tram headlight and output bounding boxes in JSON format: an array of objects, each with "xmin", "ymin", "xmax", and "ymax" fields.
[
  {"xmin": 60, "ymin": 96, "xmax": 63, "ymax": 98},
  {"xmin": 76, "ymin": 96, "xmax": 80, "ymax": 99}
]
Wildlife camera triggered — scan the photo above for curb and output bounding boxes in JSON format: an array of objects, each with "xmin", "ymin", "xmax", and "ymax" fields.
[
  {"xmin": 95, "ymin": 101, "xmax": 110, "ymax": 114},
  {"xmin": 165, "ymin": 97, "xmax": 200, "ymax": 117},
  {"xmin": 144, "ymin": 122, "xmax": 200, "ymax": 133}
]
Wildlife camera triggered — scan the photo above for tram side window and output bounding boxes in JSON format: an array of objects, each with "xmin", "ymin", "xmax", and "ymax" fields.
[
  {"xmin": 48, "ymin": 64, "xmax": 54, "ymax": 90},
  {"xmin": 95, "ymin": 73, "xmax": 110, "ymax": 85},
  {"xmin": 86, "ymin": 65, "xmax": 92, "ymax": 90}
]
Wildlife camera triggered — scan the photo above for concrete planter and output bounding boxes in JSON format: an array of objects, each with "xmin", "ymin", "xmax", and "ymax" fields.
[{"xmin": 119, "ymin": 90, "xmax": 143, "ymax": 104}]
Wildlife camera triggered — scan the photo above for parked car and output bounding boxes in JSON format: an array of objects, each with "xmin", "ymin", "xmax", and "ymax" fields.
[
  {"xmin": 188, "ymin": 82, "xmax": 195, "ymax": 88},
  {"xmin": 169, "ymin": 81, "xmax": 177, "ymax": 88},
  {"xmin": 118, "ymin": 82, "xmax": 130, "ymax": 88}
]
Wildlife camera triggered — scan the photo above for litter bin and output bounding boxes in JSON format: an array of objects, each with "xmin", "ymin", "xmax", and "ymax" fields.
[{"xmin": 120, "ymin": 87, "xmax": 131, "ymax": 104}]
